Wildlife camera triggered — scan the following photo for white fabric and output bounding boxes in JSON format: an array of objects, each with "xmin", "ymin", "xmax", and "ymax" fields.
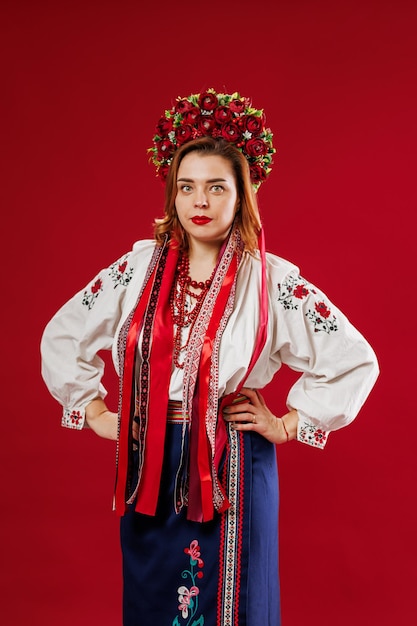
[{"xmin": 41, "ymin": 239, "xmax": 379, "ymax": 448}]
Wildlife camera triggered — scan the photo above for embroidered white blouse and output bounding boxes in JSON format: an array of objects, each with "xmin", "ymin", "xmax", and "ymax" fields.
[{"xmin": 41, "ymin": 240, "xmax": 379, "ymax": 449}]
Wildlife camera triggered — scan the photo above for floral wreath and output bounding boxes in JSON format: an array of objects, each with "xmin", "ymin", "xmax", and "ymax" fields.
[{"xmin": 149, "ymin": 89, "xmax": 275, "ymax": 191}]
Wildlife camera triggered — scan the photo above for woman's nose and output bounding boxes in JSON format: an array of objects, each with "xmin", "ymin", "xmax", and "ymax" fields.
[{"xmin": 194, "ymin": 199, "xmax": 208, "ymax": 208}]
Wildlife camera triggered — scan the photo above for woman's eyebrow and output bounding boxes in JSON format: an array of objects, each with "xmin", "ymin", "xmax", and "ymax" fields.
[{"xmin": 177, "ymin": 177, "xmax": 227, "ymax": 183}]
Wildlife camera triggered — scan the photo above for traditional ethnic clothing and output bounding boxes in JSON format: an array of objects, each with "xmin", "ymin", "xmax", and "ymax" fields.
[{"xmin": 41, "ymin": 233, "xmax": 378, "ymax": 625}]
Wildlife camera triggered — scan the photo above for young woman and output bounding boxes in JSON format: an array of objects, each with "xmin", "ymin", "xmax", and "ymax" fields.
[{"xmin": 41, "ymin": 90, "xmax": 378, "ymax": 626}]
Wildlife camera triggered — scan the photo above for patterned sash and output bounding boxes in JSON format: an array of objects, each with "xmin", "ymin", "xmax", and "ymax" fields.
[{"xmin": 114, "ymin": 228, "xmax": 268, "ymax": 522}]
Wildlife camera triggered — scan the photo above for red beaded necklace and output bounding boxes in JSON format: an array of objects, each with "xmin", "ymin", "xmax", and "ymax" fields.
[{"xmin": 170, "ymin": 253, "xmax": 216, "ymax": 369}]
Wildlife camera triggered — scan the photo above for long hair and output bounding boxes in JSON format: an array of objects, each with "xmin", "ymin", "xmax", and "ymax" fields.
[{"xmin": 154, "ymin": 137, "xmax": 262, "ymax": 253}]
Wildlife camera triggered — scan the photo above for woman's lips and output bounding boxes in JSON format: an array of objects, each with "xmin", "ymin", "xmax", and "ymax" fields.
[{"xmin": 191, "ymin": 216, "xmax": 212, "ymax": 225}]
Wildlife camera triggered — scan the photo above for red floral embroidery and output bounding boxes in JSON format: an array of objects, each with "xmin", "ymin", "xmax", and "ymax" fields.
[
  {"xmin": 82, "ymin": 277, "xmax": 103, "ymax": 309},
  {"xmin": 314, "ymin": 429, "xmax": 327, "ymax": 444},
  {"xmin": 294, "ymin": 284, "xmax": 309, "ymax": 299},
  {"xmin": 109, "ymin": 254, "xmax": 133, "ymax": 288},
  {"xmin": 315, "ymin": 302, "xmax": 331, "ymax": 318},
  {"xmin": 91, "ymin": 278, "xmax": 102, "ymax": 294},
  {"xmin": 277, "ymin": 274, "xmax": 338, "ymax": 334},
  {"xmin": 70, "ymin": 410, "xmax": 82, "ymax": 426}
]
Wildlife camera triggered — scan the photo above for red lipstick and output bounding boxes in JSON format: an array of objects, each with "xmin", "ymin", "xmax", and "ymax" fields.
[{"xmin": 191, "ymin": 216, "xmax": 212, "ymax": 225}]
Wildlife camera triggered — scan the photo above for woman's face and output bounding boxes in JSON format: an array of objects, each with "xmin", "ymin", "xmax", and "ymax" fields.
[{"xmin": 175, "ymin": 152, "xmax": 238, "ymax": 251}]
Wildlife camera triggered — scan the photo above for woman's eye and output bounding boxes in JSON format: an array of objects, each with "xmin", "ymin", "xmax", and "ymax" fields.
[
  {"xmin": 210, "ymin": 185, "xmax": 224, "ymax": 193},
  {"xmin": 180, "ymin": 185, "xmax": 192, "ymax": 192}
]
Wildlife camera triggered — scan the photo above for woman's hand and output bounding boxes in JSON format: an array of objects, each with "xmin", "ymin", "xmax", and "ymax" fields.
[
  {"xmin": 222, "ymin": 387, "xmax": 298, "ymax": 444},
  {"xmin": 85, "ymin": 398, "xmax": 118, "ymax": 441}
]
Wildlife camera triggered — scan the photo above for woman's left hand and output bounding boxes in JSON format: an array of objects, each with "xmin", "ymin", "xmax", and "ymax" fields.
[{"xmin": 222, "ymin": 387, "xmax": 298, "ymax": 444}]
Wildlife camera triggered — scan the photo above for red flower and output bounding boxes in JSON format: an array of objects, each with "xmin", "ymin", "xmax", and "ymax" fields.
[
  {"xmin": 199, "ymin": 91, "xmax": 218, "ymax": 111},
  {"xmin": 175, "ymin": 124, "xmax": 194, "ymax": 145},
  {"xmin": 229, "ymin": 99, "xmax": 246, "ymax": 114},
  {"xmin": 221, "ymin": 122, "xmax": 241, "ymax": 143},
  {"xmin": 244, "ymin": 114, "xmax": 264, "ymax": 136},
  {"xmin": 184, "ymin": 539, "xmax": 204, "ymax": 567},
  {"xmin": 198, "ymin": 116, "xmax": 217, "ymax": 135},
  {"xmin": 175, "ymin": 99, "xmax": 194, "ymax": 114},
  {"xmin": 118, "ymin": 261, "xmax": 127, "ymax": 273},
  {"xmin": 156, "ymin": 116, "xmax": 172, "ymax": 136},
  {"xmin": 70, "ymin": 410, "xmax": 82, "ymax": 425},
  {"xmin": 158, "ymin": 163, "xmax": 169, "ymax": 180},
  {"xmin": 214, "ymin": 106, "xmax": 233, "ymax": 124},
  {"xmin": 314, "ymin": 429, "xmax": 327, "ymax": 443},
  {"xmin": 91, "ymin": 278, "xmax": 102, "ymax": 294},
  {"xmin": 156, "ymin": 139, "xmax": 174, "ymax": 159},
  {"xmin": 183, "ymin": 107, "xmax": 200, "ymax": 124},
  {"xmin": 294, "ymin": 284, "xmax": 309, "ymax": 299},
  {"xmin": 250, "ymin": 164, "xmax": 267, "ymax": 184},
  {"xmin": 315, "ymin": 302, "xmax": 331, "ymax": 318},
  {"xmin": 246, "ymin": 137, "xmax": 268, "ymax": 157}
]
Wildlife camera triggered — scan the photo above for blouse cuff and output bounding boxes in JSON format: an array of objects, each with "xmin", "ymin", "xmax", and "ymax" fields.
[
  {"xmin": 62, "ymin": 407, "xmax": 86, "ymax": 430},
  {"xmin": 297, "ymin": 413, "xmax": 330, "ymax": 449}
]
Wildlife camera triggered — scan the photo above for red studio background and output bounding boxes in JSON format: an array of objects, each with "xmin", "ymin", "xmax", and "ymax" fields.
[{"xmin": 1, "ymin": 1, "xmax": 416, "ymax": 624}]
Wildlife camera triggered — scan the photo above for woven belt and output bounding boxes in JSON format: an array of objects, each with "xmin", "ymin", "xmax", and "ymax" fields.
[{"xmin": 167, "ymin": 400, "xmax": 189, "ymax": 424}]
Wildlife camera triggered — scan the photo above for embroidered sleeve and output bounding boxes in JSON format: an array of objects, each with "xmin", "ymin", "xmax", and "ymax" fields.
[
  {"xmin": 273, "ymin": 269, "xmax": 379, "ymax": 448},
  {"xmin": 41, "ymin": 248, "xmax": 137, "ymax": 430}
]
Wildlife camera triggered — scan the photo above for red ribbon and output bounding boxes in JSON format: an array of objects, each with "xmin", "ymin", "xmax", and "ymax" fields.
[
  {"xmin": 214, "ymin": 229, "xmax": 269, "ymax": 485},
  {"xmin": 115, "ymin": 229, "xmax": 268, "ymax": 522},
  {"xmin": 188, "ymin": 253, "xmax": 238, "ymax": 522}
]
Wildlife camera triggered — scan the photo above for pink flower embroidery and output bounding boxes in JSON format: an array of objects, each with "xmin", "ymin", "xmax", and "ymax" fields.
[
  {"xmin": 293, "ymin": 284, "xmax": 309, "ymax": 299},
  {"xmin": 91, "ymin": 278, "xmax": 102, "ymax": 294},
  {"xmin": 177, "ymin": 585, "xmax": 199, "ymax": 619},
  {"xmin": 315, "ymin": 301, "xmax": 331, "ymax": 318},
  {"xmin": 184, "ymin": 540, "xmax": 204, "ymax": 568}
]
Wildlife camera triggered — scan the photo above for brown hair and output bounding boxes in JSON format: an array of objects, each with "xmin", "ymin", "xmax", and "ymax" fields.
[{"xmin": 153, "ymin": 137, "xmax": 262, "ymax": 253}]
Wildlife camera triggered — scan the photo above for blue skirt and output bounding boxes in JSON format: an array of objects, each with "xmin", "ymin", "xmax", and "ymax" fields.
[{"xmin": 120, "ymin": 423, "xmax": 280, "ymax": 625}]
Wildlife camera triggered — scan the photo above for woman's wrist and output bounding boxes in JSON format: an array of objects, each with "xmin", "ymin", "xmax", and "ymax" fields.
[{"xmin": 280, "ymin": 409, "xmax": 298, "ymax": 442}]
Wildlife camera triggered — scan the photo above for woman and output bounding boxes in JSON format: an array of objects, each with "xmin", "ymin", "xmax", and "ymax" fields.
[{"xmin": 41, "ymin": 90, "xmax": 378, "ymax": 626}]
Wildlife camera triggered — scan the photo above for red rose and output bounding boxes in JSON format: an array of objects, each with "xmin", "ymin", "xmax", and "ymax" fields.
[
  {"xmin": 221, "ymin": 122, "xmax": 241, "ymax": 143},
  {"xmin": 245, "ymin": 114, "xmax": 264, "ymax": 136},
  {"xmin": 250, "ymin": 164, "xmax": 267, "ymax": 184},
  {"xmin": 229, "ymin": 99, "xmax": 245, "ymax": 114},
  {"xmin": 118, "ymin": 261, "xmax": 127, "ymax": 273},
  {"xmin": 156, "ymin": 116, "xmax": 173, "ymax": 136},
  {"xmin": 175, "ymin": 99, "xmax": 194, "ymax": 114},
  {"xmin": 199, "ymin": 91, "xmax": 218, "ymax": 111},
  {"xmin": 198, "ymin": 115, "xmax": 217, "ymax": 135},
  {"xmin": 175, "ymin": 124, "xmax": 194, "ymax": 145},
  {"xmin": 158, "ymin": 163, "xmax": 169, "ymax": 180},
  {"xmin": 246, "ymin": 138, "xmax": 268, "ymax": 157},
  {"xmin": 156, "ymin": 139, "xmax": 174, "ymax": 159},
  {"xmin": 315, "ymin": 302, "xmax": 331, "ymax": 318},
  {"xmin": 91, "ymin": 278, "xmax": 102, "ymax": 294},
  {"xmin": 214, "ymin": 106, "xmax": 233, "ymax": 124},
  {"xmin": 183, "ymin": 107, "xmax": 200, "ymax": 124},
  {"xmin": 293, "ymin": 284, "xmax": 309, "ymax": 299}
]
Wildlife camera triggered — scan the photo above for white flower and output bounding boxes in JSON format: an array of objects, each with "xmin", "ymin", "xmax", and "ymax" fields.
[{"xmin": 243, "ymin": 130, "xmax": 252, "ymax": 140}]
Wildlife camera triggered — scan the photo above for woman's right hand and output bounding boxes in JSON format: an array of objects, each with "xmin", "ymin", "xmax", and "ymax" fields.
[{"xmin": 85, "ymin": 398, "xmax": 118, "ymax": 440}]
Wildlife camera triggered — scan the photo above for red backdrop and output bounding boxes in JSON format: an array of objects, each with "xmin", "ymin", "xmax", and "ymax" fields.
[{"xmin": 1, "ymin": 1, "xmax": 416, "ymax": 624}]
